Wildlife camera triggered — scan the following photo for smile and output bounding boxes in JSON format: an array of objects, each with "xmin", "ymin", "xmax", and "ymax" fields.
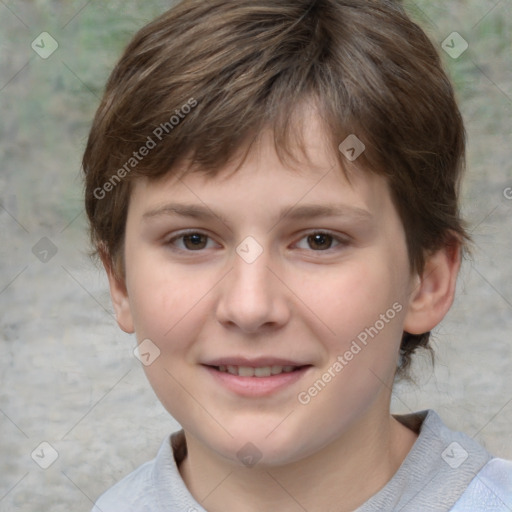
[
  {"xmin": 215, "ymin": 365, "xmax": 302, "ymax": 377},
  {"xmin": 204, "ymin": 364, "xmax": 312, "ymax": 397}
]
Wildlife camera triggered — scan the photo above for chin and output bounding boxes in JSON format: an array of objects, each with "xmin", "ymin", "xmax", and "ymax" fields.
[{"xmin": 205, "ymin": 420, "xmax": 316, "ymax": 469}]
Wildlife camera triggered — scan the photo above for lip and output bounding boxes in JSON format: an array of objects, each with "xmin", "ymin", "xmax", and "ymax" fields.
[
  {"xmin": 203, "ymin": 364, "xmax": 312, "ymax": 397},
  {"xmin": 203, "ymin": 357, "xmax": 308, "ymax": 367}
]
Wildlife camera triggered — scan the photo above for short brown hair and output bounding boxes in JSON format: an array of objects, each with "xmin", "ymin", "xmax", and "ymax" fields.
[{"xmin": 82, "ymin": 0, "xmax": 469, "ymax": 376}]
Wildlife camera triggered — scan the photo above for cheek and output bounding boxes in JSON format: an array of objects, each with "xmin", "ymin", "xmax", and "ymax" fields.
[
  {"xmin": 125, "ymin": 243, "xmax": 181, "ymax": 338},
  {"xmin": 300, "ymin": 257, "xmax": 405, "ymax": 344},
  {"xmin": 126, "ymin": 252, "xmax": 217, "ymax": 358},
  {"xmin": 127, "ymin": 273, "xmax": 176, "ymax": 341},
  {"xmin": 125, "ymin": 260, "xmax": 216, "ymax": 420}
]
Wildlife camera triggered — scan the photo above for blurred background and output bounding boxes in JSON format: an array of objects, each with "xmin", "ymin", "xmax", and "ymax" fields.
[{"xmin": 0, "ymin": 1, "xmax": 511, "ymax": 510}]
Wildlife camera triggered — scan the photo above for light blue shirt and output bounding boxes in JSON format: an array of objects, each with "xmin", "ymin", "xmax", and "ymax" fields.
[{"xmin": 92, "ymin": 410, "xmax": 512, "ymax": 511}]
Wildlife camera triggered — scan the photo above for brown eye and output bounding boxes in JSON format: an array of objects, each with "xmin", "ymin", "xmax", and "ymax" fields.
[
  {"xmin": 166, "ymin": 230, "xmax": 221, "ymax": 253},
  {"xmin": 182, "ymin": 233, "xmax": 209, "ymax": 250},
  {"xmin": 307, "ymin": 233, "xmax": 335, "ymax": 251}
]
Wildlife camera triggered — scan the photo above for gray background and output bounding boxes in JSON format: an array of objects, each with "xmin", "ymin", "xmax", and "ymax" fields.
[{"xmin": 0, "ymin": 1, "xmax": 511, "ymax": 510}]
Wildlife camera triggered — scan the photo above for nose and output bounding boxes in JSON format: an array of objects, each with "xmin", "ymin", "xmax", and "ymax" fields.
[{"xmin": 215, "ymin": 245, "xmax": 291, "ymax": 334}]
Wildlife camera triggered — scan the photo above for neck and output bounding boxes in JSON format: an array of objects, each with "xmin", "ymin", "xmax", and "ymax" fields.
[{"xmin": 178, "ymin": 409, "xmax": 418, "ymax": 512}]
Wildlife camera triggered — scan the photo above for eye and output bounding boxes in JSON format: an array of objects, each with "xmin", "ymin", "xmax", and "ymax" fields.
[
  {"xmin": 167, "ymin": 231, "xmax": 217, "ymax": 251},
  {"xmin": 296, "ymin": 232, "xmax": 344, "ymax": 251}
]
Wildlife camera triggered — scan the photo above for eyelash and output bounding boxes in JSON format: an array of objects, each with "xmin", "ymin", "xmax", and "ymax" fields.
[{"xmin": 165, "ymin": 230, "xmax": 350, "ymax": 254}]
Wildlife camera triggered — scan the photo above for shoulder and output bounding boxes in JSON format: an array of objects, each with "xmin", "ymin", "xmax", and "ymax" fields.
[
  {"xmin": 450, "ymin": 458, "xmax": 512, "ymax": 511},
  {"xmin": 359, "ymin": 409, "xmax": 507, "ymax": 512},
  {"xmin": 90, "ymin": 430, "xmax": 202, "ymax": 512},
  {"xmin": 90, "ymin": 458, "xmax": 157, "ymax": 512},
  {"xmin": 90, "ymin": 433, "xmax": 178, "ymax": 512}
]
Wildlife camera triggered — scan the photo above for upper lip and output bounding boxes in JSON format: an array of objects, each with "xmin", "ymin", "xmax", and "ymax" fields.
[{"xmin": 203, "ymin": 357, "xmax": 310, "ymax": 367}]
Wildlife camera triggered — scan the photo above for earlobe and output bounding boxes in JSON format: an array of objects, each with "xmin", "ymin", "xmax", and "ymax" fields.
[
  {"xmin": 403, "ymin": 241, "xmax": 461, "ymax": 336},
  {"xmin": 100, "ymin": 252, "xmax": 135, "ymax": 334}
]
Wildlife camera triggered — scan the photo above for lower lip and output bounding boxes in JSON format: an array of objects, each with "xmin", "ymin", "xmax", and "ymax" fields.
[{"xmin": 204, "ymin": 365, "xmax": 311, "ymax": 397}]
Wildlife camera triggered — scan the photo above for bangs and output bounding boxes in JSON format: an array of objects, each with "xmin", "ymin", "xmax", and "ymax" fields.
[{"xmin": 84, "ymin": 0, "xmax": 466, "ymax": 278}]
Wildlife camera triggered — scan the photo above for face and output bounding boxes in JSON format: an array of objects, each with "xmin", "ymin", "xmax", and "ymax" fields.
[{"xmin": 111, "ymin": 115, "xmax": 426, "ymax": 467}]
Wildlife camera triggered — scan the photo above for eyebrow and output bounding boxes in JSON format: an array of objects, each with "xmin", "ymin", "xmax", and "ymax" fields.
[{"xmin": 142, "ymin": 202, "xmax": 373, "ymax": 226}]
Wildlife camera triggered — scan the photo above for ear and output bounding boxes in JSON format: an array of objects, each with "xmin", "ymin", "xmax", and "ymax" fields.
[
  {"xmin": 403, "ymin": 239, "xmax": 461, "ymax": 335},
  {"xmin": 100, "ymin": 250, "xmax": 135, "ymax": 334}
]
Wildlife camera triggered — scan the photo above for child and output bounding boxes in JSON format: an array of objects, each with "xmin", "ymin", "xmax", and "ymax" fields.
[{"xmin": 83, "ymin": 0, "xmax": 512, "ymax": 510}]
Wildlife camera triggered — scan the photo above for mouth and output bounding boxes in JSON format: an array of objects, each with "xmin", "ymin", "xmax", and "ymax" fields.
[
  {"xmin": 203, "ymin": 362, "xmax": 312, "ymax": 397},
  {"xmin": 212, "ymin": 364, "xmax": 307, "ymax": 377}
]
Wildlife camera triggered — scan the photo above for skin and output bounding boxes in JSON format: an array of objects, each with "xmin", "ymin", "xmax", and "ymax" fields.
[{"xmin": 104, "ymin": 110, "xmax": 461, "ymax": 512}]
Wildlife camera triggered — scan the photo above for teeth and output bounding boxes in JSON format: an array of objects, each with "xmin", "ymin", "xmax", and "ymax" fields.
[
  {"xmin": 254, "ymin": 366, "xmax": 271, "ymax": 377},
  {"xmin": 238, "ymin": 366, "xmax": 255, "ymax": 377},
  {"xmin": 216, "ymin": 365, "xmax": 299, "ymax": 377}
]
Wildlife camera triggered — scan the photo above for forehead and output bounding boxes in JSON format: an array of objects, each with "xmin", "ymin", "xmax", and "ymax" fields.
[
  {"xmin": 127, "ymin": 108, "xmax": 394, "ymax": 226},
  {"xmin": 130, "ymin": 154, "xmax": 392, "ymax": 237}
]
